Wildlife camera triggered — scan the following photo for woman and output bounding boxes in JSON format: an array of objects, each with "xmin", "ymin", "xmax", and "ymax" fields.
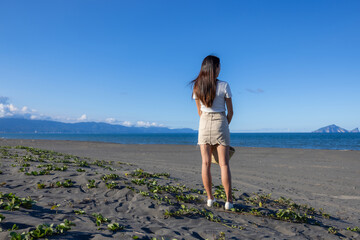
[{"xmin": 191, "ymin": 55, "xmax": 234, "ymax": 210}]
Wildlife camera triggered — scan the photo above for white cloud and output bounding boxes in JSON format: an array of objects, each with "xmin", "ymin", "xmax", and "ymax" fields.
[
  {"xmin": 104, "ymin": 118, "xmax": 134, "ymax": 127},
  {"xmin": 121, "ymin": 121, "xmax": 133, "ymax": 127},
  {"xmin": 0, "ymin": 96, "xmax": 167, "ymax": 128},
  {"xmin": 103, "ymin": 118, "xmax": 165, "ymax": 128},
  {"xmin": 136, "ymin": 121, "xmax": 165, "ymax": 128},
  {"xmin": 0, "ymin": 96, "xmax": 36, "ymax": 118},
  {"xmin": 246, "ymin": 88, "xmax": 264, "ymax": 94},
  {"xmin": 78, "ymin": 114, "xmax": 87, "ymax": 121},
  {"xmin": 103, "ymin": 118, "xmax": 166, "ymax": 128},
  {"xmin": 9, "ymin": 104, "xmax": 17, "ymax": 112},
  {"xmin": 0, "ymin": 103, "xmax": 26, "ymax": 118},
  {"xmin": 105, "ymin": 118, "xmax": 116, "ymax": 124}
]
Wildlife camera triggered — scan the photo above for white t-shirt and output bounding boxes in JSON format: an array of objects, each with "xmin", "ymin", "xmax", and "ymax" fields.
[{"xmin": 193, "ymin": 80, "xmax": 232, "ymax": 113}]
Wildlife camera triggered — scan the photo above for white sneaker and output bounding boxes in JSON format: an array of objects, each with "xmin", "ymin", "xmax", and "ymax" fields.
[
  {"xmin": 225, "ymin": 202, "xmax": 234, "ymax": 210},
  {"xmin": 207, "ymin": 198, "xmax": 216, "ymax": 207}
]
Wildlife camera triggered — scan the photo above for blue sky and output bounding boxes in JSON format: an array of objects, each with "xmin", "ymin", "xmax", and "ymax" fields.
[{"xmin": 1, "ymin": 0, "xmax": 359, "ymax": 132}]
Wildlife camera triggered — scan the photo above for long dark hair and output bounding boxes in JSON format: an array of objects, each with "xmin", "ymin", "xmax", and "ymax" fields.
[{"xmin": 191, "ymin": 55, "xmax": 220, "ymax": 107}]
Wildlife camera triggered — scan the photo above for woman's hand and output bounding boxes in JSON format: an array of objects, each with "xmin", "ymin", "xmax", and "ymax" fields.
[
  {"xmin": 225, "ymin": 98, "xmax": 233, "ymax": 124},
  {"xmin": 195, "ymin": 99, "xmax": 202, "ymax": 117}
]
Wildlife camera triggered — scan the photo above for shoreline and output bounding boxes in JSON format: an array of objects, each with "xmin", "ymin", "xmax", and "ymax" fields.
[
  {"xmin": 1, "ymin": 136, "xmax": 360, "ymax": 152},
  {"xmin": 1, "ymin": 138, "xmax": 359, "ymax": 239}
]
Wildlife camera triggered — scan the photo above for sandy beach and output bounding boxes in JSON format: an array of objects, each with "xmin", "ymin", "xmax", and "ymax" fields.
[{"xmin": 0, "ymin": 138, "xmax": 359, "ymax": 239}]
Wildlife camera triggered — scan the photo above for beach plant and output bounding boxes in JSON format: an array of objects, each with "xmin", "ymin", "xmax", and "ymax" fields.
[
  {"xmin": 107, "ymin": 222, "xmax": 125, "ymax": 232},
  {"xmin": 151, "ymin": 238, "xmax": 178, "ymax": 240},
  {"xmin": 139, "ymin": 190, "xmax": 150, "ymax": 196},
  {"xmin": 118, "ymin": 161, "xmax": 133, "ymax": 166},
  {"xmin": 129, "ymin": 177, "xmax": 203, "ymax": 204},
  {"xmin": 0, "ymin": 192, "xmax": 34, "ymax": 210},
  {"xmin": 274, "ymin": 196, "xmax": 293, "ymax": 206},
  {"xmin": 131, "ymin": 178, "xmax": 148, "ymax": 185},
  {"xmin": 51, "ymin": 204, "xmax": 61, "ymax": 214},
  {"xmin": 58, "ymin": 159, "xmax": 73, "ymax": 164},
  {"xmin": 92, "ymin": 159, "xmax": 106, "ymax": 168},
  {"xmin": 0, "ymin": 148, "xmax": 9, "ymax": 157},
  {"xmin": 213, "ymin": 185, "xmax": 236, "ymax": 201},
  {"xmin": 78, "ymin": 160, "xmax": 89, "ymax": 167},
  {"xmin": 164, "ymin": 204, "xmax": 196, "ymax": 218},
  {"xmin": 22, "ymin": 155, "xmax": 35, "ymax": 162},
  {"xmin": 9, "ymin": 232, "xmax": 28, "ymax": 240},
  {"xmin": 55, "ymin": 179, "xmax": 74, "ymax": 188},
  {"xmin": 245, "ymin": 193, "xmax": 272, "ymax": 207},
  {"xmin": 0, "ymin": 214, "xmax": 5, "ymax": 222},
  {"xmin": 273, "ymin": 197, "xmax": 329, "ymax": 219},
  {"xmin": 165, "ymin": 205, "xmax": 222, "ymax": 223},
  {"xmin": 87, "ymin": 179, "xmax": 97, "ymax": 188},
  {"xmin": 15, "ymin": 146, "xmax": 60, "ymax": 159},
  {"xmin": 276, "ymin": 208, "xmax": 308, "ymax": 223},
  {"xmin": 56, "ymin": 165, "xmax": 68, "ymax": 171},
  {"xmin": 93, "ymin": 160, "xmax": 114, "ymax": 170},
  {"xmin": 76, "ymin": 168, "xmax": 86, "ymax": 172},
  {"xmin": 300, "ymin": 204, "xmax": 316, "ymax": 215},
  {"xmin": 318, "ymin": 208, "xmax": 330, "ymax": 218},
  {"xmin": 126, "ymin": 176, "xmax": 205, "ymax": 206},
  {"xmin": 106, "ymin": 181, "xmax": 118, "ymax": 189},
  {"xmin": 175, "ymin": 193, "xmax": 201, "ymax": 203},
  {"xmin": 127, "ymin": 168, "xmax": 170, "ymax": 179},
  {"xmin": 56, "ymin": 219, "xmax": 75, "ymax": 233},
  {"xmin": 9, "ymin": 219, "xmax": 75, "ymax": 239},
  {"xmin": 37, "ymin": 183, "xmax": 46, "ymax": 189},
  {"xmin": 216, "ymin": 232, "xmax": 226, "ymax": 240},
  {"xmin": 25, "ymin": 170, "xmax": 51, "ymax": 176},
  {"xmin": 92, "ymin": 213, "xmax": 110, "ymax": 226},
  {"xmin": 0, "ymin": 170, "xmax": 3, "ymax": 174},
  {"xmin": 74, "ymin": 209, "xmax": 86, "ymax": 215},
  {"xmin": 274, "ymin": 197, "xmax": 308, "ymax": 212},
  {"xmin": 37, "ymin": 164, "xmax": 67, "ymax": 171},
  {"xmin": 11, "ymin": 224, "xmax": 19, "ymax": 230},
  {"xmin": 102, "ymin": 173, "xmax": 120, "ymax": 181},
  {"xmin": 29, "ymin": 223, "xmax": 55, "ymax": 238},
  {"xmin": 224, "ymin": 224, "xmax": 245, "ymax": 230},
  {"xmin": 151, "ymin": 193, "xmax": 174, "ymax": 205},
  {"xmin": 33, "ymin": 219, "xmax": 75, "ymax": 238},
  {"xmin": 249, "ymin": 208, "xmax": 263, "ymax": 216},
  {"xmin": 346, "ymin": 226, "xmax": 360, "ymax": 232},
  {"xmin": 328, "ymin": 226, "xmax": 338, "ymax": 234}
]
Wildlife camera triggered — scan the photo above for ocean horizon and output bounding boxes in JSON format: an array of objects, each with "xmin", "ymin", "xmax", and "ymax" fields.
[{"xmin": 1, "ymin": 133, "xmax": 360, "ymax": 151}]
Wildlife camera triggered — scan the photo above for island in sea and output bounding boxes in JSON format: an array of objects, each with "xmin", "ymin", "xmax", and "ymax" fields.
[{"xmin": 313, "ymin": 124, "xmax": 359, "ymax": 133}]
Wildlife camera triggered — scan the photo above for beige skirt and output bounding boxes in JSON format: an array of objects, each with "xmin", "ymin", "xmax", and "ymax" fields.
[{"xmin": 198, "ymin": 112, "xmax": 230, "ymax": 146}]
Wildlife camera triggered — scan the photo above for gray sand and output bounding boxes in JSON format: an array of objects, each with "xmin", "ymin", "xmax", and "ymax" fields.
[{"xmin": 0, "ymin": 139, "xmax": 359, "ymax": 239}]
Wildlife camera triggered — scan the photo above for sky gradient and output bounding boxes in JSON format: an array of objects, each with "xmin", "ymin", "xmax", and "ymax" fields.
[{"xmin": 1, "ymin": 0, "xmax": 359, "ymax": 132}]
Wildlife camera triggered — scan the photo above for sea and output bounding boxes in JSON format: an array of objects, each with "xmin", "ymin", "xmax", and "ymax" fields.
[{"xmin": 1, "ymin": 133, "xmax": 360, "ymax": 151}]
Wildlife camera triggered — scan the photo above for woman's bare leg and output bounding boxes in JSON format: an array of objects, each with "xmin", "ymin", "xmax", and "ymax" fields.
[
  {"xmin": 217, "ymin": 145, "xmax": 232, "ymax": 202},
  {"xmin": 200, "ymin": 144, "xmax": 214, "ymax": 200}
]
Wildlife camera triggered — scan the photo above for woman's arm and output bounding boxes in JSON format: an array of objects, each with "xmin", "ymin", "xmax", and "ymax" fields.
[
  {"xmin": 225, "ymin": 98, "xmax": 233, "ymax": 124},
  {"xmin": 195, "ymin": 99, "xmax": 202, "ymax": 117}
]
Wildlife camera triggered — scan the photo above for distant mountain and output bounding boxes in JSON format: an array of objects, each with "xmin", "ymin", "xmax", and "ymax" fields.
[
  {"xmin": 350, "ymin": 128, "xmax": 359, "ymax": 133},
  {"xmin": 313, "ymin": 124, "xmax": 359, "ymax": 133},
  {"xmin": 0, "ymin": 118, "xmax": 196, "ymax": 134}
]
